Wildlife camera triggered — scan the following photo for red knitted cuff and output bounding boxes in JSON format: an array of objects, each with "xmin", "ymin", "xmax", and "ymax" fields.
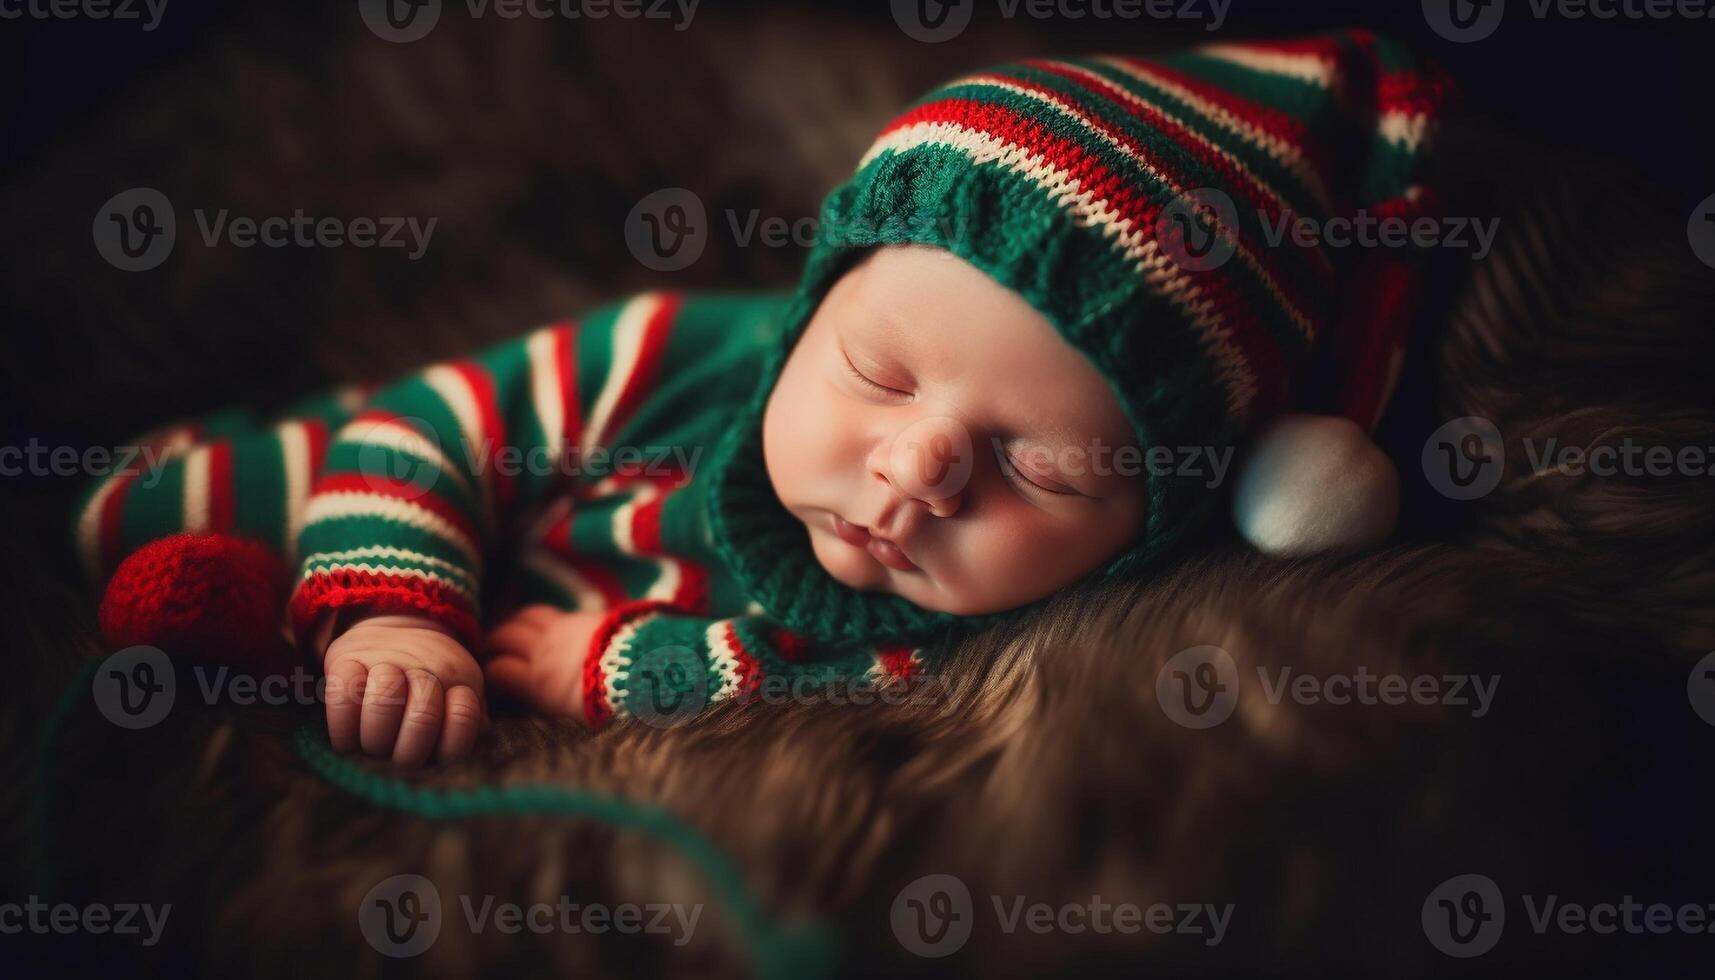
[
  {"xmin": 289, "ymin": 571, "xmax": 480, "ymax": 653},
  {"xmin": 580, "ymin": 599, "xmax": 678, "ymax": 730}
]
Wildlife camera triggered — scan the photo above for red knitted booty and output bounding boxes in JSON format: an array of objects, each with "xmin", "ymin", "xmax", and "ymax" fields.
[{"xmin": 99, "ymin": 533, "xmax": 294, "ymax": 673}]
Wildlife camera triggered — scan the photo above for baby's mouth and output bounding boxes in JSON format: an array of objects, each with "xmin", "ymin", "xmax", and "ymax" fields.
[{"xmin": 830, "ymin": 514, "xmax": 919, "ymax": 572}]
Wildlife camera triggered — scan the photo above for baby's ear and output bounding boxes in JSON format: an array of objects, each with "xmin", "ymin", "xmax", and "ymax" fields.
[{"xmin": 1230, "ymin": 414, "xmax": 1400, "ymax": 558}]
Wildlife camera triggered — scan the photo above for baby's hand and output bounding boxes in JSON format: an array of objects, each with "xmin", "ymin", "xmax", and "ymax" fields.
[
  {"xmin": 321, "ymin": 614, "xmax": 487, "ymax": 768},
  {"xmin": 482, "ymin": 605, "xmax": 605, "ymax": 725}
]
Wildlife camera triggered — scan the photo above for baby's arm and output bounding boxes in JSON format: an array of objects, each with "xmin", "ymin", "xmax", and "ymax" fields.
[
  {"xmin": 483, "ymin": 603, "xmax": 924, "ymax": 728},
  {"xmin": 290, "ymin": 305, "xmax": 623, "ymax": 762}
]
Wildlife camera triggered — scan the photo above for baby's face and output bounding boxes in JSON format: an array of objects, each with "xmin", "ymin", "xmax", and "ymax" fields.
[{"xmin": 762, "ymin": 245, "xmax": 1147, "ymax": 616}]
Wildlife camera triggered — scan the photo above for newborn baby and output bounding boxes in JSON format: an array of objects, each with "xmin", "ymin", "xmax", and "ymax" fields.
[{"xmin": 78, "ymin": 31, "xmax": 1444, "ymax": 767}]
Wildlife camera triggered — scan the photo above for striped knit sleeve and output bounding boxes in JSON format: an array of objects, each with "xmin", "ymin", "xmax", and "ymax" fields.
[
  {"xmin": 289, "ymin": 291, "xmax": 706, "ymax": 649},
  {"xmin": 580, "ymin": 602, "xmax": 929, "ymax": 729}
]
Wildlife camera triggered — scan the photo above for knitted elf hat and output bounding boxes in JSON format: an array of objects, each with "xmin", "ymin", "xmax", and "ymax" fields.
[{"xmin": 705, "ymin": 30, "xmax": 1452, "ymax": 645}]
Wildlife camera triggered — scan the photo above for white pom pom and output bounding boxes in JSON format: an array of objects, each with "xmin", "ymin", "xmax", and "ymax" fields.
[{"xmin": 1232, "ymin": 414, "xmax": 1400, "ymax": 557}]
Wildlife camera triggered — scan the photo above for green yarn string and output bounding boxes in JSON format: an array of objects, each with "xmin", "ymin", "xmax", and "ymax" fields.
[
  {"xmin": 28, "ymin": 657, "xmax": 835, "ymax": 980},
  {"xmin": 290, "ymin": 725, "xmax": 837, "ymax": 980}
]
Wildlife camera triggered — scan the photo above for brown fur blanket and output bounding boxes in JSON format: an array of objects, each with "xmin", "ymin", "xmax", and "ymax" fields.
[{"xmin": 3, "ymin": 8, "xmax": 1713, "ymax": 979}]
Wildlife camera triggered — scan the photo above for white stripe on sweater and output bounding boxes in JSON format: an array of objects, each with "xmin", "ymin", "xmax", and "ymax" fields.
[
  {"xmin": 302, "ymin": 491, "xmax": 481, "ymax": 569},
  {"xmin": 76, "ymin": 472, "xmax": 124, "ymax": 584},
  {"xmin": 580, "ymin": 293, "xmax": 661, "ymax": 458},
  {"xmin": 182, "ymin": 444, "xmax": 212, "ymax": 533},
  {"xmin": 526, "ymin": 326, "xmax": 566, "ymax": 462},
  {"xmin": 279, "ymin": 420, "xmax": 312, "ymax": 563},
  {"xmin": 301, "ymin": 562, "xmax": 476, "ymax": 603},
  {"xmin": 302, "ymin": 545, "xmax": 478, "ymax": 591},
  {"xmin": 611, "ymin": 482, "xmax": 683, "ymax": 602},
  {"xmin": 1199, "ymin": 44, "xmax": 1333, "ymax": 87},
  {"xmin": 703, "ymin": 619, "xmax": 746, "ymax": 703},
  {"xmin": 860, "ymin": 121, "xmax": 1258, "ymax": 420},
  {"xmin": 597, "ymin": 610, "xmax": 664, "ymax": 718},
  {"xmin": 421, "ymin": 365, "xmax": 493, "ymax": 519},
  {"xmin": 335, "ymin": 416, "xmax": 478, "ymax": 507}
]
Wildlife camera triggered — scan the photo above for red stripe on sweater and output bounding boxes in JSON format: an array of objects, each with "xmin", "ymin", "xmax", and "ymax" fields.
[
  {"xmin": 721, "ymin": 620, "xmax": 763, "ymax": 699},
  {"xmin": 604, "ymin": 293, "xmax": 683, "ymax": 445},
  {"xmin": 451, "ymin": 360, "xmax": 511, "ymax": 510},
  {"xmin": 555, "ymin": 322, "xmax": 583, "ymax": 457},
  {"xmin": 875, "ymin": 645, "xmax": 922, "ymax": 681},
  {"xmin": 208, "ymin": 439, "xmax": 235, "ymax": 533},
  {"xmin": 305, "ymin": 418, "xmax": 331, "ymax": 477}
]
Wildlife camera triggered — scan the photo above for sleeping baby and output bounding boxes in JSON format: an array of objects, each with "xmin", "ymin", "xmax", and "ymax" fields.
[{"xmin": 78, "ymin": 30, "xmax": 1445, "ymax": 766}]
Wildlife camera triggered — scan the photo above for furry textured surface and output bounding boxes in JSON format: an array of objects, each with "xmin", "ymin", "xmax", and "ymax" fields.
[{"xmin": 3, "ymin": 8, "xmax": 1714, "ymax": 978}]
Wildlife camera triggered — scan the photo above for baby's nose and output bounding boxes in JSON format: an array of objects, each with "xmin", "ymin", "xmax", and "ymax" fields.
[{"xmin": 886, "ymin": 414, "xmax": 974, "ymax": 517}]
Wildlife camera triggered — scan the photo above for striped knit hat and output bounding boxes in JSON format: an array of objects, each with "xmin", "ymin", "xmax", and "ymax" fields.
[{"xmin": 706, "ymin": 30, "xmax": 1451, "ymax": 644}]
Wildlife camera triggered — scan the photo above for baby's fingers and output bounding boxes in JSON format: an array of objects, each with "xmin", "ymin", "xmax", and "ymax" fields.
[
  {"xmin": 390, "ymin": 669, "xmax": 447, "ymax": 769},
  {"xmin": 438, "ymin": 684, "xmax": 484, "ymax": 762},
  {"xmin": 359, "ymin": 663, "xmax": 411, "ymax": 758},
  {"xmin": 325, "ymin": 659, "xmax": 369, "ymax": 753}
]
